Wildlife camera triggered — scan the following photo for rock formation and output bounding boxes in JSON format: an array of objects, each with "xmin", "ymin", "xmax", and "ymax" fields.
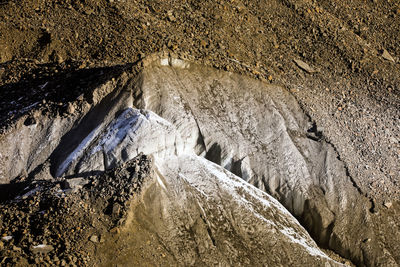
[{"xmin": 0, "ymin": 58, "xmax": 398, "ymax": 266}]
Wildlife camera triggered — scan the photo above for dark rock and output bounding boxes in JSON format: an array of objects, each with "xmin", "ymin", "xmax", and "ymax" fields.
[
  {"xmin": 112, "ymin": 203, "xmax": 121, "ymax": 216},
  {"xmin": 62, "ymin": 178, "xmax": 88, "ymax": 191}
]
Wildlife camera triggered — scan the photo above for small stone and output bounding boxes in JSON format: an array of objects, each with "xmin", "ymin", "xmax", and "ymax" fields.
[
  {"xmin": 0, "ymin": 241, "xmax": 3, "ymax": 250},
  {"xmin": 63, "ymin": 178, "xmax": 88, "ymax": 191},
  {"xmin": 77, "ymin": 94, "xmax": 84, "ymax": 101},
  {"xmin": 66, "ymin": 103, "xmax": 75, "ymax": 114},
  {"xmin": 167, "ymin": 11, "xmax": 176, "ymax": 22},
  {"xmin": 2, "ymin": 236, "xmax": 13, "ymax": 241},
  {"xmin": 382, "ymin": 49, "xmax": 395, "ymax": 62},
  {"xmin": 84, "ymin": 8, "xmax": 94, "ymax": 15},
  {"xmin": 110, "ymin": 227, "xmax": 120, "ymax": 234},
  {"xmin": 384, "ymin": 202, "xmax": 392, "ymax": 208},
  {"xmin": 90, "ymin": 235, "xmax": 98, "ymax": 243},
  {"xmin": 112, "ymin": 203, "xmax": 121, "ymax": 216},
  {"xmin": 293, "ymin": 59, "xmax": 315, "ymax": 73},
  {"xmin": 56, "ymin": 54, "xmax": 64, "ymax": 64},
  {"xmin": 32, "ymin": 244, "xmax": 54, "ymax": 254}
]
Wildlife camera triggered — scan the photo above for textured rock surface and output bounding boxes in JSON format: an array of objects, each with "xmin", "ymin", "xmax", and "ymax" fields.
[
  {"xmin": 0, "ymin": 109, "xmax": 82, "ymax": 183},
  {"xmin": 1, "ymin": 59, "xmax": 398, "ymax": 266},
  {"xmin": 0, "ymin": 72, "xmax": 127, "ymax": 184},
  {"xmin": 51, "ymin": 101, "xmax": 343, "ymax": 265},
  {"xmin": 136, "ymin": 62, "xmax": 397, "ymax": 266},
  {"xmin": 57, "ymin": 108, "xmax": 189, "ymax": 176},
  {"xmin": 97, "ymin": 154, "xmax": 342, "ymax": 266},
  {"xmin": 2, "ymin": 1, "xmax": 400, "ymax": 265}
]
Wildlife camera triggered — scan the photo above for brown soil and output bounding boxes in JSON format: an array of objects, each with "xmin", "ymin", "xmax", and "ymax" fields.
[
  {"xmin": 0, "ymin": 0, "xmax": 399, "ymax": 265},
  {"xmin": 0, "ymin": 155, "xmax": 151, "ymax": 266}
]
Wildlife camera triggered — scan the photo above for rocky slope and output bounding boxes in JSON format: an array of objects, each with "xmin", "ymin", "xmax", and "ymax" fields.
[
  {"xmin": 0, "ymin": 64, "xmax": 346, "ymax": 266},
  {"xmin": 0, "ymin": 1, "xmax": 399, "ymax": 266},
  {"xmin": 0, "ymin": 58, "xmax": 398, "ymax": 266},
  {"xmin": 1, "ymin": 0, "xmax": 399, "ymax": 202},
  {"xmin": 99, "ymin": 153, "xmax": 340, "ymax": 266}
]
